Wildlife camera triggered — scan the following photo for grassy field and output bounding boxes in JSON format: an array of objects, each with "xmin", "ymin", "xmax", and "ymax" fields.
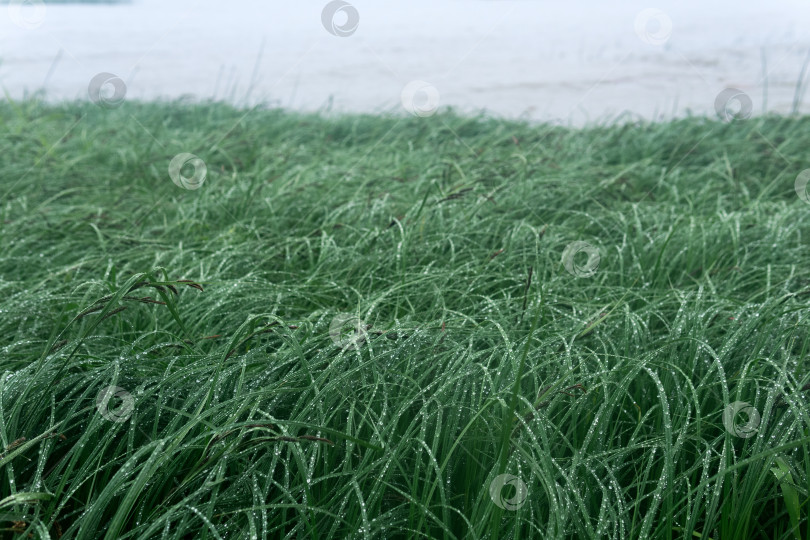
[{"xmin": 1, "ymin": 99, "xmax": 809, "ymax": 539}]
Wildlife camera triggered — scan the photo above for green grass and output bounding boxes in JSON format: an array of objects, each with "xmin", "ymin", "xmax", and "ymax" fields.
[{"xmin": 1, "ymin": 99, "xmax": 809, "ymax": 539}]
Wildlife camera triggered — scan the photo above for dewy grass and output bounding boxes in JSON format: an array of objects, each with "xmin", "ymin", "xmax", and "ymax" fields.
[{"xmin": 0, "ymin": 99, "xmax": 809, "ymax": 539}]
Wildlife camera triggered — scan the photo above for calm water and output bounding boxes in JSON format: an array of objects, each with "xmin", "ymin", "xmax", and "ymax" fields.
[{"xmin": 2, "ymin": 0, "xmax": 810, "ymax": 124}]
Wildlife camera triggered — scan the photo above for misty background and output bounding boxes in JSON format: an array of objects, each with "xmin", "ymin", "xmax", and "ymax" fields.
[{"xmin": 2, "ymin": 0, "xmax": 810, "ymax": 124}]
